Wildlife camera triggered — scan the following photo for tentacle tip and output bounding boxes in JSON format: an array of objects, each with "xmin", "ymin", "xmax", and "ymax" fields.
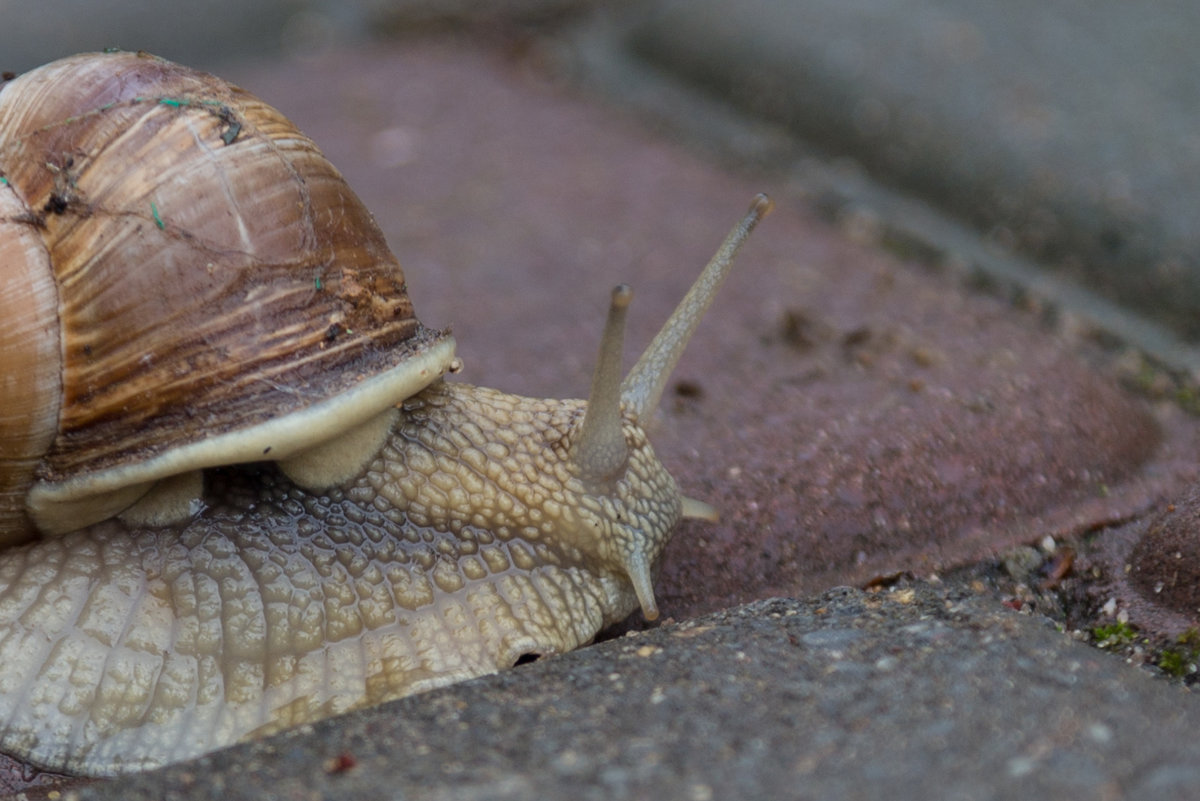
[
  {"xmin": 681, "ymin": 495, "xmax": 719, "ymax": 522},
  {"xmin": 751, "ymin": 193, "xmax": 774, "ymax": 218},
  {"xmin": 625, "ymin": 553, "xmax": 661, "ymax": 621},
  {"xmin": 611, "ymin": 284, "xmax": 633, "ymax": 309}
]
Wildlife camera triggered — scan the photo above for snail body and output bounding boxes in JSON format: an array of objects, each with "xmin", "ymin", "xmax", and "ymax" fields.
[{"xmin": 0, "ymin": 52, "xmax": 771, "ymax": 776}]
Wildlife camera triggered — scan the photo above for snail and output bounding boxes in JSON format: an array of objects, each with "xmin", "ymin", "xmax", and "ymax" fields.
[{"xmin": 0, "ymin": 51, "xmax": 771, "ymax": 777}]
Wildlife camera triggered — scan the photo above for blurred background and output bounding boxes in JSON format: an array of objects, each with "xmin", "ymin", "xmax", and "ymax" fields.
[
  {"xmin": 5, "ymin": 0, "xmax": 1200, "ymax": 368},
  {"xmin": 0, "ymin": 0, "xmax": 608, "ymax": 72}
]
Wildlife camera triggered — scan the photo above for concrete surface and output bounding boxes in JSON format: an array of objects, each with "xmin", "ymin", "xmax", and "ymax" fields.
[
  {"xmin": 629, "ymin": 0, "xmax": 1200, "ymax": 345},
  {"xmin": 44, "ymin": 585, "xmax": 1200, "ymax": 801},
  {"xmin": 2, "ymin": 2, "xmax": 1200, "ymax": 799},
  {"xmin": 0, "ymin": 0, "xmax": 609, "ymax": 73},
  {"xmin": 0, "ymin": 0, "xmax": 311, "ymax": 72}
]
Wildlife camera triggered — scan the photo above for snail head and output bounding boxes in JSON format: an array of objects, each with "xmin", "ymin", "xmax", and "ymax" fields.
[{"xmin": 562, "ymin": 194, "xmax": 773, "ymax": 620}]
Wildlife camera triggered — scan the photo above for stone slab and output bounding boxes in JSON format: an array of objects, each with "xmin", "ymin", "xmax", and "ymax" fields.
[
  {"xmin": 628, "ymin": 0, "xmax": 1200, "ymax": 344},
  {"xmin": 223, "ymin": 41, "xmax": 1198, "ymax": 619},
  {"xmin": 51, "ymin": 586, "xmax": 1200, "ymax": 801}
]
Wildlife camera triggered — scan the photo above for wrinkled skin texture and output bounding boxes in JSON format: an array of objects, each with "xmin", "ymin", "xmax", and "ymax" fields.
[{"xmin": 0, "ymin": 382, "xmax": 682, "ymax": 776}]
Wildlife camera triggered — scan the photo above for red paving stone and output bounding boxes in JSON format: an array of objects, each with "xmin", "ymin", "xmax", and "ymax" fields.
[{"xmin": 230, "ymin": 40, "xmax": 1200, "ymax": 619}]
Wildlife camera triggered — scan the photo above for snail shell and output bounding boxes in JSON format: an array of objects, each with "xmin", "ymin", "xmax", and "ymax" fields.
[
  {"xmin": 0, "ymin": 51, "xmax": 456, "ymax": 543},
  {"xmin": 0, "ymin": 51, "xmax": 772, "ymax": 777}
]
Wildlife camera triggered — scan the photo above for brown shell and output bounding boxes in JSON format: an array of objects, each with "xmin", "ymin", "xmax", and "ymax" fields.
[{"xmin": 0, "ymin": 51, "xmax": 456, "ymax": 543}]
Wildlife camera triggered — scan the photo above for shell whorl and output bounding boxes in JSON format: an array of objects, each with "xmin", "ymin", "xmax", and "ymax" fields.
[{"xmin": 0, "ymin": 181, "xmax": 60, "ymax": 545}]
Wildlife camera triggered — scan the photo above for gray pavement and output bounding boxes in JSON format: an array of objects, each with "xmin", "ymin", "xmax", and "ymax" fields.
[
  {"xmin": 63, "ymin": 585, "xmax": 1200, "ymax": 801},
  {"xmin": 2, "ymin": 2, "xmax": 1200, "ymax": 799},
  {"xmin": 630, "ymin": 0, "xmax": 1200, "ymax": 349}
]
